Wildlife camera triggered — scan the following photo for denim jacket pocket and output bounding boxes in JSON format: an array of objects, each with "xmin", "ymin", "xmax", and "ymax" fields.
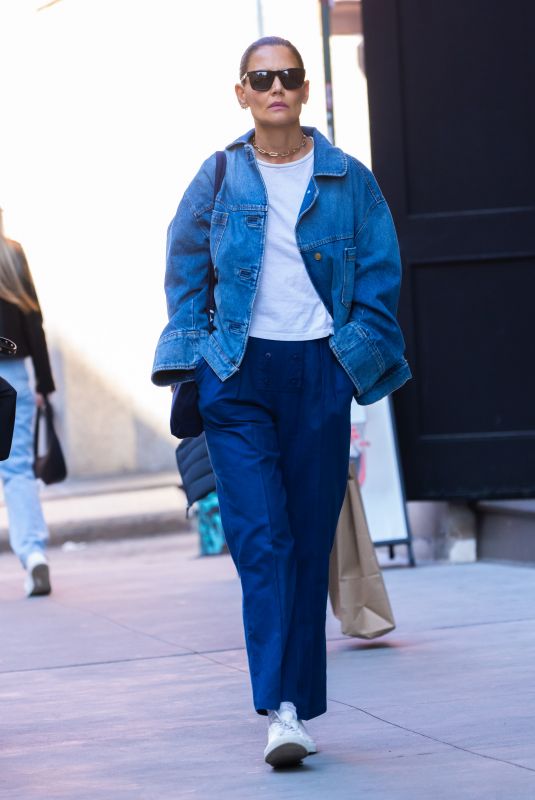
[
  {"xmin": 210, "ymin": 210, "xmax": 229, "ymax": 262},
  {"xmin": 342, "ymin": 247, "xmax": 357, "ymax": 308}
]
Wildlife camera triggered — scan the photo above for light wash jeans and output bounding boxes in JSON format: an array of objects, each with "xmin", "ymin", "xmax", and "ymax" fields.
[{"xmin": 0, "ymin": 358, "xmax": 48, "ymax": 568}]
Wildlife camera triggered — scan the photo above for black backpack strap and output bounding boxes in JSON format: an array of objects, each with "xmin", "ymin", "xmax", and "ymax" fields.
[
  {"xmin": 208, "ymin": 151, "xmax": 227, "ymax": 333},
  {"xmin": 214, "ymin": 150, "xmax": 227, "ymax": 200}
]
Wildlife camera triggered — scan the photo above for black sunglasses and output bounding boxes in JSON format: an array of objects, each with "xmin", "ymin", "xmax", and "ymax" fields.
[{"xmin": 241, "ymin": 68, "xmax": 306, "ymax": 92}]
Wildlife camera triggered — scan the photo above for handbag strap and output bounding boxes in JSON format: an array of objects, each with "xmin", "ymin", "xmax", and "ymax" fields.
[
  {"xmin": 207, "ymin": 150, "xmax": 227, "ymax": 333},
  {"xmin": 33, "ymin": 399, "xmax": 54, "ymax": 455}
]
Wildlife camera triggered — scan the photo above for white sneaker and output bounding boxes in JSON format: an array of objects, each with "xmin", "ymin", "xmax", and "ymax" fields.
[
  {"xmin": 264, "ymin": 703, "xmax": 313, "ymax": 767},
  {"xmin": 24, "ymin": 551, "xmax": 51, "ymax": 597},
  {"xmin": 296, "ymin": 719, "xmax": 317, "ymax": 755},
  {"xmin": 279, "ymin": 702, "xmax": 317, "ymax": 755}
]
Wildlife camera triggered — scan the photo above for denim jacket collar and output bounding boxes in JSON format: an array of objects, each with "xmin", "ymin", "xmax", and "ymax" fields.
[{"xmin": 226, "ymin": 126, "xmax": 348, "ymax": 178}]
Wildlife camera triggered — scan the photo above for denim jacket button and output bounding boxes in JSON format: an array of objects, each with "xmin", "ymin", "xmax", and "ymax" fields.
[{"xmin": 314, "ymin": 252, "xmax": 322, "ymax": 261}]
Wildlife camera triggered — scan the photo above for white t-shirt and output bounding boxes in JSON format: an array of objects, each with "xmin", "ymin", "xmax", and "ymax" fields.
[{"xmin": 249, "ymin": 146, "xmax": 334, "ymax": 341}]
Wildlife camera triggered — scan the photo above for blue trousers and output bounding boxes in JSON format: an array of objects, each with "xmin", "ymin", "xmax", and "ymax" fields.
[{"xmin": 196, "ymin": 337, "xmax": 353, "ymax": 720}]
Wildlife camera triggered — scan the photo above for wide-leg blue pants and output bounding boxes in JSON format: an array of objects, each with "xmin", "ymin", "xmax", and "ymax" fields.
[{"xmin": 196, "ymin": 337, "xmax": 353, "ymax": 720}]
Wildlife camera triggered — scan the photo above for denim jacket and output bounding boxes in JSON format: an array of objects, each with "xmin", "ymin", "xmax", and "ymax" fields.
[{"xmin": 152, "ymin": 127, "xmax": 411, "ymax": 405}]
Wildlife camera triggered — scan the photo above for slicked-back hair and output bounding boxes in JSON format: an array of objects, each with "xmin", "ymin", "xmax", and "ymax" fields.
[{"xmin": 239, "ymin": 36, "xmax": 304, "ymax": 80}]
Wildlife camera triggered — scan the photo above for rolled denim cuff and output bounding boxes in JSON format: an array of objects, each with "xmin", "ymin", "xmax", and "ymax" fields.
[{"xmin": 151, "ymin": 329, "xmax": 207, "ymax": 386}]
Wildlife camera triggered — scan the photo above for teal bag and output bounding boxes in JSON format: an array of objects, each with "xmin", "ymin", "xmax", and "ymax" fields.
[{"xmin": 194, "ymin": 491, "xmax": 227, "ymax": 556}]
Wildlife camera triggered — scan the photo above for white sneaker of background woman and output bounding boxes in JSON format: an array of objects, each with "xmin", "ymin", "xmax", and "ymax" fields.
[{"xmin": 24, "ymin": 551, "xmax": 51, "ymax": 597}]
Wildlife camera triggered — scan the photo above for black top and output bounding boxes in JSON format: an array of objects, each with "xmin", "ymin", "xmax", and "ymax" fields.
[{"xmin": 0, "ymin": 242, "xmax": 55, "ymax": 395}]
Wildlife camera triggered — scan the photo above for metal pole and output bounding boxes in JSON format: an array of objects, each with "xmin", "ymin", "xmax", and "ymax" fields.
[
  {"xmin": 256, "ymin": 0, "xmax": 264, "ymax": 37},
  {"xmin": 320, "ymin": 0, "xmax": 335, "ymax": 143}
]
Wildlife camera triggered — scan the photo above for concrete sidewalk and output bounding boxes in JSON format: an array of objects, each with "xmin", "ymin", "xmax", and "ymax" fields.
[
  {"xmin": 0, "ymin": 472, "xmax": 189, "ymax": 550},
  {"xmin": 1, "ymin": 532, "xmax": 534, "ymax": 799}
]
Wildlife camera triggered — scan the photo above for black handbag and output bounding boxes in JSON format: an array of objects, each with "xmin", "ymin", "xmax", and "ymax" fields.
[
  {"xmin": 0, "ymin": 376, "xmax": 17, "ymax": 461},
  {"xmin": 33, "ymin": 399, "xmax": 67, "ymax": 484},
  {"xmin": 0, "ymin": 339, "xmax": 17, "ymax": 460},
  {"xmin": 170, "ymin": 379, "xmax": 204, "ymax": 439},
  {"xmin": 170, "ymin": 150, "xmax": 227, "ymax": 439}
]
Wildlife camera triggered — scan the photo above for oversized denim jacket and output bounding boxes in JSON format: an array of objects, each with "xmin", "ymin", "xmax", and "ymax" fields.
[{"xmin": 152, "ymin": 127, "xmax": 411, "ymax": 405}]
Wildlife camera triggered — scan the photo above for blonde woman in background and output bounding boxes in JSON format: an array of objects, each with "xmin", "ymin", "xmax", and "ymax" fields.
[{"xmin": 0, "ymin": 210, "xmax": 55, "ymax": 596}]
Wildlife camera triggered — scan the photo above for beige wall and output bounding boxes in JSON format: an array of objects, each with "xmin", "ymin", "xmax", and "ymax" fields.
[{"xmin": 1, "ymin": 0, "xmax": 370, "ymax": 477}]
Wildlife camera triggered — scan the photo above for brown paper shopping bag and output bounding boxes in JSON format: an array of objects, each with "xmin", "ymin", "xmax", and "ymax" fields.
[{"xmin": 329, "ymin": 462, "xmax": 396, "ymax": 638}]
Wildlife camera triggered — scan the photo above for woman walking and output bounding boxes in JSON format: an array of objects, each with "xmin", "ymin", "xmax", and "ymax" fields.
[
  {"xmin": 152, "ymin": 37, "xmax": 410, "ymax": 766},
  {"xmin": 0, "ymin": 212, "xmax": 55, "ymax": 596}
]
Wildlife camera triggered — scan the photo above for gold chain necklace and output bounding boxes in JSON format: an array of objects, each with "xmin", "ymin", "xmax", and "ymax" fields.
[{"xmin": 252, "ymin": 133, "xmax": 308, "ymax": 158}]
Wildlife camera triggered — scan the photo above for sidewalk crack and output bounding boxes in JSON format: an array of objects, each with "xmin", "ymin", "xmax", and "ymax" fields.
[
  {"xmin": 40, "ymin": 600, "xmax": 250, "ymax": 675},
  {"xmin": 328, "ymin": 697, "xmax": 535, "ymax": 774},
  {"xmin": 47, "ymin": 599, "xmax": 200, "ymax": 653},
  {"xmin": 0, "ymin": 645, "xmax": 251, "ymax": 676}
]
